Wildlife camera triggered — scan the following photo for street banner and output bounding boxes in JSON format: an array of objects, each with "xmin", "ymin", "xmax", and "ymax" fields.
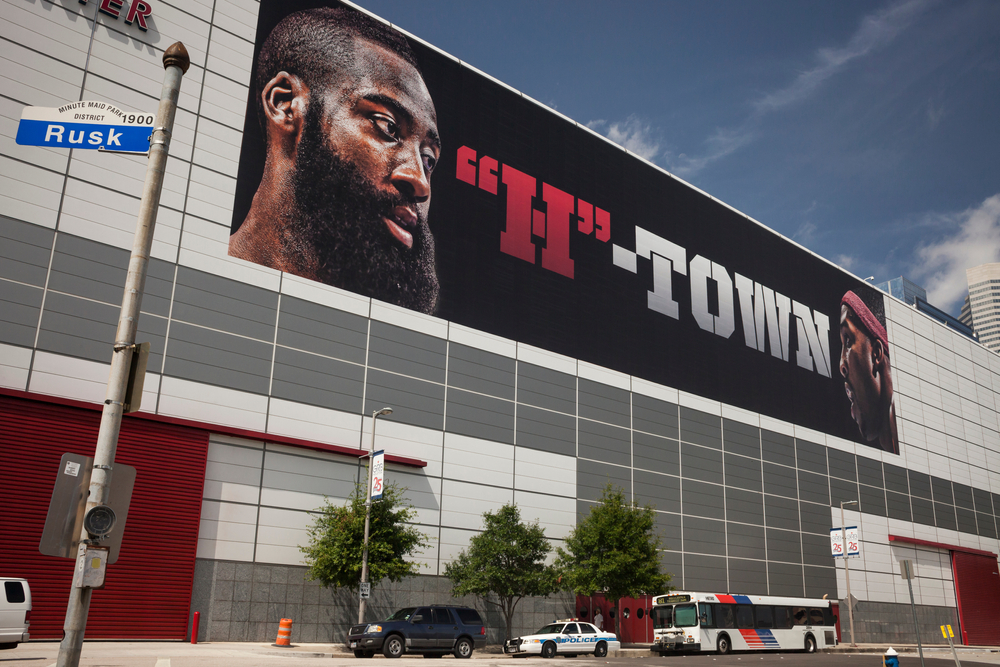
[
  {"xmin": 370, "ymin": 449, "xmax": 385, "ymax": 501},
  {"xmin": 830, "ymin": 526, "xmax": 860, "ymax": 558},
  {"xmin": 17, "ymin": 102, "xmax": 154, "ymax": 153}
]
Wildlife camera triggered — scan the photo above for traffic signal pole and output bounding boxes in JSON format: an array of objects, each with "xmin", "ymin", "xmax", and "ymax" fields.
[{"xmin": 55, "ymin": 42, "xmax": 190, "ymax": 667}]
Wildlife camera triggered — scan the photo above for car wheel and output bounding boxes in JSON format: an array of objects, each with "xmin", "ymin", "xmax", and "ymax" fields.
[
  {"xmin": 594, "ymin": 641, "xmax": 608, "ymax": 658},
  {"xmin": 383, "ymin": 634, "xmax": 405, "ymax": 659},
  {"xmin": 541, "ymin": 641, "xmax": 557, "ymax": 659},
  {"xmin": 454, "ymin": 637, "xmax": 473, "ymax": 659},
  {"xmin": 804, "ymin": 635, "xmax": 817, "ymax": 653},
  {"xmin": 717, "ymin": 634, "xmax": 731, "ymax": 655},
  {"xmin": 354, "ymin": 650, "xmax": 366, "ymax": 658}
]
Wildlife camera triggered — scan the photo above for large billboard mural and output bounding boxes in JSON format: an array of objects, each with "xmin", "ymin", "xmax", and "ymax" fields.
[{"xmin": 230, "ymin": 1, "xmax": 899, "ymax": 455}]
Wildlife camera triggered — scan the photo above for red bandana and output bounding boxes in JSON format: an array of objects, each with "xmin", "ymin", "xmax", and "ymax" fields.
[{"xmin": 841, "ymin": 291, "xmax": 889, "ymax": 353}]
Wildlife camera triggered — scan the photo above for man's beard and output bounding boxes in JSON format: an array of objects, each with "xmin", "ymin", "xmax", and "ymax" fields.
[{"xmin": 287, "ymin": 103, "xmax": 439, "ymax": 314}]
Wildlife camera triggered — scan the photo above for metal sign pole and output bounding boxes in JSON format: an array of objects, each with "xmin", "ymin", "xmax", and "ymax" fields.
[
  {"xmin": 840, "ymin": 500, "xmax": 858, "ymax": 647},
  {"xmin": 55, "ymin": 42, "xmax": 189, "ymax": 667},
  {"xmin": 901, "ymin": 561, "xmax": 925, "ymax": 667},
  {"xmin": 358, "ymin": 407, "xmax": 392, "ymax": 624}
]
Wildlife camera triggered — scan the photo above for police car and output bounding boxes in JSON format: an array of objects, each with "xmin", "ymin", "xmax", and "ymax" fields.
[{"xmin": 503, "ymin": 619, "xmax": 620, "ymax": 658}]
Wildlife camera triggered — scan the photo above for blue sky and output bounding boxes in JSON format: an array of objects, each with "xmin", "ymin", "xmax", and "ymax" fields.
[{"xmin": 357, "ymin": 0, "xmax": 1000, "ymax": 315}]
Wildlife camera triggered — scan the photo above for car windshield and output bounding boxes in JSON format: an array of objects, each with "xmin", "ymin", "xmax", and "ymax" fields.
[
  {"xmin": 385, "ymin": 608, "xmax": 416, "ymax": 621},
  {"xmin": 536, "ymin": 624, "xmax": 564, "ymax": 635}
]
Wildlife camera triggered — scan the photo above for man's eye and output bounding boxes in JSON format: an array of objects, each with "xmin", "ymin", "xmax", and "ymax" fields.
[
  {"xmin": 422, "ymin": 153, "xmax": 437, "ymax": 173},
  {"xmin": 372, "ymin": 116, "xmax": 400, "ymax": 141}
]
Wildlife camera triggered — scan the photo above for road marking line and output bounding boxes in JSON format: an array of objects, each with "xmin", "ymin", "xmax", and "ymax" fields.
[{"xmin": 154, "ymin": 659, "xmax": 170, "ymax": 667}]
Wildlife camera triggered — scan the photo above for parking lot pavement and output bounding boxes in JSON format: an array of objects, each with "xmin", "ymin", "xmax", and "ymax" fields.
[{"xmin": 3, "ymin": 643, "xmax": 999, "ymax": 667}]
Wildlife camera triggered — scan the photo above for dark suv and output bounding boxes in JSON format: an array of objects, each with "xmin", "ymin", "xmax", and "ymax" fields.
[{"xmin": 347, "ymin": 606, "xmax": 486, "ymax": 658}]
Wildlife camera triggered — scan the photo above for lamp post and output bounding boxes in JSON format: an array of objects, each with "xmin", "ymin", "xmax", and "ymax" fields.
[
  {"xmin": 840, "ymin": 499, "xmax": 858, "ymax": 647},
  {"xmin": 358, "ymin": 407, "xmax": 393, "ymax": 624}
]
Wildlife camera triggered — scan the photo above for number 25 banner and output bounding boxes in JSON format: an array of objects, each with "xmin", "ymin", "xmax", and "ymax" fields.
[
  {"xmin": 830, "ymin": 526, "xmax": 861, "ymax": 558},
  {"xmin": 370, "ymin": 450, "xmax": 385, "ymax": 502}
]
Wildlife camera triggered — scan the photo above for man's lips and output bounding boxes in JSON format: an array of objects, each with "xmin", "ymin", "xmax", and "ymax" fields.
[
  {"xmin": 845, "ymin": 381, "xmax": 859, "ymax": 422},
  {"xmin": 384, "ymin": 205, "xmax": 418, "ymax": 249}
]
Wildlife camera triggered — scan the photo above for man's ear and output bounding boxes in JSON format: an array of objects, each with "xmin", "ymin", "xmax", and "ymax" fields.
[
  {"xmin": 261, "ymin": 72, "xmax": 308, "ymax": 142},
  {"xmin": 870, "ymin": 338, "xmax": 885, "ymax": 372}
]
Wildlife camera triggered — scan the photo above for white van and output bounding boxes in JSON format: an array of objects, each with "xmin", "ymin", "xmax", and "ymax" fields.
[{"xmin": 0, "ymin": 578, "xmax": 31, "ymax": 649}]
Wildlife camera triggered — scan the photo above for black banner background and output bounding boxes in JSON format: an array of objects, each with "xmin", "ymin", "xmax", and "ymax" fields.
[{"xmin": 233, "ymin": 0, "xmax": 892, "ymax": 452}]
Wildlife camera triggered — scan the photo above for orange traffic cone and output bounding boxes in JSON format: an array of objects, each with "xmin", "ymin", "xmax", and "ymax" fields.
[{"xmin": 273, "ymin": 618, "xmax": 293, "ymax": 647}]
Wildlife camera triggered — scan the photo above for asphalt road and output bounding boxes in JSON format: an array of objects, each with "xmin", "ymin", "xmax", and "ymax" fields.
[{"xmin": 3, "ymin": 644, "xmax": 999, "ymax": 667}]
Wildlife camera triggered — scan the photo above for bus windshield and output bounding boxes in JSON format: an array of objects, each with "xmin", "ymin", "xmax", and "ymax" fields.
[
  {"xmin": 674, "ymin": 604, "xmax": 698, "ymax": 627},
  {"xmin": 652, "ymin": 606, "xmax": 673, "ymax": 629}
]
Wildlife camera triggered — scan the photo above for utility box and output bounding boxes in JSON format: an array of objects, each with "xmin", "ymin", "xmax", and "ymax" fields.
[{"xmin": 73, "ymin": 545, "xmax": 110, "ymax": 588}]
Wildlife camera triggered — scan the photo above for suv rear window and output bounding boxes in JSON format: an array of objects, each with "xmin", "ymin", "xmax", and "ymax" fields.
[
  {"xmin": 5, "ymin": 581, "xmax": 25, "ymax": 604},
  {"xmin": 456, "ymin": 608, "xmax": 483, "ymax": 625}
]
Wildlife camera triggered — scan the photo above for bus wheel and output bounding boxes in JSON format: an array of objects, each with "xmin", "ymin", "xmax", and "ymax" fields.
[
  {"xmin": 804, "ymin": 635, "xmax": 817, "ymax": 653},
  {"xmin": 717, "ymin": 635, "xmax": 732, "ymax": 655}
]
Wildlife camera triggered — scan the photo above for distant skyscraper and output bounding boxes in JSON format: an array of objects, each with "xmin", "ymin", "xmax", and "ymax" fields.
[
  {"xmin": 965, "ymin": 263, "xmax": 1000, "ymax": 354},
  {"xmin": 876, "ymin": 275, "xmax": 978, "ymax": 342},
  {"xmin": 875, "ymin": 276, "xmax": 927, "ymax": 306}
]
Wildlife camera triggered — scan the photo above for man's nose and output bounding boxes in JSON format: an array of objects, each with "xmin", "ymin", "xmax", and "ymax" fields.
[
  {"xmin": 839, "ymin": 352, "xmax": 848, "ymax": 378},
  {"xmin": 392, "ymin": 144, "xmax": 430, "ymax": 201}
]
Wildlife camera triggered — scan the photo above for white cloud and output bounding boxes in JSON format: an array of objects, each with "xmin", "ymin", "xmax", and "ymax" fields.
[
  {"xmin": 835, "ymin": 254, "xmax": 859, "ymax": 271},
  {"xmin": 588, "ymin": 116, "xmax": 661, "ymax": 162},
  {"xmin": 910, "ymin": 193, "xmax": 1000, "ymax": 312},
  {"xmin": 590, "ymin": 0, "xmax": 932, "ymax": 176},
  {"xmin": 668, "ymin": 125, "xmax": 756, "ymax": 177},
  {"xmin": 753, "ymin": 0, "xmax": 931, "ymax": 114},
  {"xmin": 793, "ymin": 221, "xmax": 819, "ymax": 246}
]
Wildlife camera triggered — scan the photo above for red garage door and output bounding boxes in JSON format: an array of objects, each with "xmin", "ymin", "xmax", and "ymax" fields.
[
  {"xmin": 952, "ymin": 551, "xmax": 1000, "ymax": 646},
  {"xmin": 0, "ymin": 393, "xmax": 208, "ymax": 639}
]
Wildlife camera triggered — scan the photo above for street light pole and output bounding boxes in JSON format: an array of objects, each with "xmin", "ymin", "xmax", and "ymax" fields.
[
  {"xmin": 840, "ymin": 499, "xmax": 858, "ymax": 647},
  {"xmin": 56, "ymin": 42, "xmax": 190, "ymax": 667},
  {"xmin": 358, "ymin": 407, "xmax": 393, "ymax": 624}
]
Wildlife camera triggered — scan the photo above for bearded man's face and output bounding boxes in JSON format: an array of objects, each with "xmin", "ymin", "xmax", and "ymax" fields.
[{"xmin": 287, "ymin": 38, "xmax": 441, "ymax": 314}]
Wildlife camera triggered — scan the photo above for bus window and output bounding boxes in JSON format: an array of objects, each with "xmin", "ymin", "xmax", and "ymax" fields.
[
  {"xmin": 792, "ymin": 607, "xmax": 808, "ymax": 625},
  {"xmin": 808, "ymin": 608, "xmax": 825, "ymax": 625},
  {"xmin": 823, "ymin": 607, "xmax": 835, "ymax": 626},
  {"xmin": 674, "ymin": 604, "xmax": 698, "ymax": 627},
  {"xmin": 653, "ymin": 606, "xmax": 673, "ymax": 629},
  {"xmin": 736, "ymin": 605, "xmax": 754, "ymax": 629},
  {"xmin": 774, "ymin": 606, "xmax": 792, "ymax": 629},
  {"xmin": 716, "ymin": 604, "xmax": 735, "ymax": 629},
  {"xmin": 699, "ymin": 604, "xmax": 714, "ymax": 628},
  {"xmin": 755, "ymin": 605, "xmax": 773, "ymax": 629}
]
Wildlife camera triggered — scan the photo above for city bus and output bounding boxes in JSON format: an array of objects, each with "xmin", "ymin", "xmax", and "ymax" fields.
[{"xmin": 651, "ymin": 592, "xmax": 838, "ymax": 655}]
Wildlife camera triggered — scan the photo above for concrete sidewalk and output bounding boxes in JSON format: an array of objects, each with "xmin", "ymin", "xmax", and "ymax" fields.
[{"xmin": 7, "ymin": 640, "xmax": 999, "ymax": 664}]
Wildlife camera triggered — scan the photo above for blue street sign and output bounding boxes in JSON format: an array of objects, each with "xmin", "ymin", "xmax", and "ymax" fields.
[{"xmin": 16, "ymin": 102, "xmax": 155, "ymax": 154}]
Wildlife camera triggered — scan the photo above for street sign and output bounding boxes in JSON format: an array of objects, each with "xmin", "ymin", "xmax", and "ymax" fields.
[
  {"xmin": 900, "ymin": 559, "xmax": 915, "ymax": 579},
  {"xmin": 360, "ymin": 582, "xmax": 371, "ymax": 599},
  {"xmin": 39, "ymin": 453, "xmax": 137, "ymax": 564},
  {"xmin": 16, "ymin": 102, "xmax": 155, "ymax": 154},
  {"xmin": 370, "ymin": 449, "xmax": 385, "ymax": 501},
  {"xmin": 830, "ymin": 526, "xmax": 860, "ymax": 558}
]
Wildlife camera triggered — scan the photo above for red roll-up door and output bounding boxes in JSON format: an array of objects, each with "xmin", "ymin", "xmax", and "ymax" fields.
[
  {"xmin": 0, "ymin": 394, "xmax": 208, "ymax": 639},
  {"xmin": 952, "ymin": 551, "xmax": 1000, "ymax": 645}
]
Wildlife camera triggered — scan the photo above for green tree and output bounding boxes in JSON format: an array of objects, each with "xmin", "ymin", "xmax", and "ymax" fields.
[
  {"xmin": 554, "ymin": 484, "xmax": 672, "ymax": 637},
  {"xmin": 300, "ymin": 482, "xmax": 428, "ymax": 591},
  {"xmin": 444, "ymin": 503, "xmax": 559, "ymax": 640}
]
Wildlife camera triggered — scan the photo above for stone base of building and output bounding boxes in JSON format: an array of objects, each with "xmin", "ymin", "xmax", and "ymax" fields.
[
  {"xmin": 188, "ymin": 558, "xmax": 575, "ymax": 644},
  {"xmin": 840, "ymin": 598, "xmax": 959, "ymax": 645}
]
